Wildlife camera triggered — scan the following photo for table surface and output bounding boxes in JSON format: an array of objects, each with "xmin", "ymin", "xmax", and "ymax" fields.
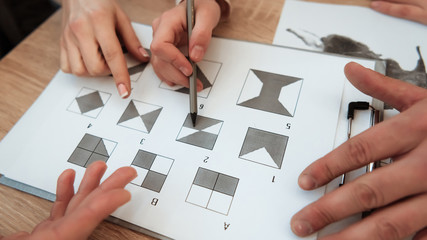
[{"xmin": 0, "ymin": 0, "xmax": 369, "ymax": 239}]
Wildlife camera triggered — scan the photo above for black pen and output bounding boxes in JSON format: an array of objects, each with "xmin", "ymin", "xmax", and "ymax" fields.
[{"xmin": 186, "ymin": 0, "xmax": 197, "ymax": 127}]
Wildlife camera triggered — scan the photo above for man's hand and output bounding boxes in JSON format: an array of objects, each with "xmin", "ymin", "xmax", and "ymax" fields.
[
  {"xmin": 291, "ymin": 62, "xmax": 427, "ymax": 239},
  {"xmin": 371, "ymin": 0, "xmax": 427, "ymax": 25}
]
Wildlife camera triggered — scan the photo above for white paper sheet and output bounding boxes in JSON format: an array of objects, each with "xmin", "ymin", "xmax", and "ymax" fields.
[{"xmin": 0, "ymin": 23, "xmax": 376, "ymax": 239}]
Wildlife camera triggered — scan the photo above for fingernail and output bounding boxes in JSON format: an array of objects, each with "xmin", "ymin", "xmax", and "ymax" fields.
[
  {"xmin": 139, "ymin": 47, "xmax": 150, "ymax": 58},
  {"xmin": 191, "ymin": 45, "xmax": 204, "ymax": 62},
  {"xmin": 299, "ymin": 174, "xmax": 317, "ymax": 189},
  {"xmin": 292, "ymin": 220, "xmax": 313, "ymax": 236},
  {"xmin": 179, "ymin": 66, "xmax": 192, "ymax": 76},
  {"xmin": 118, "ymin": 83, "xmax": 129, "ymax": 98}
]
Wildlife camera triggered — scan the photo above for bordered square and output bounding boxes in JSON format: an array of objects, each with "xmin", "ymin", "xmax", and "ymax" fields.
[
  {"xmin": 67, "ymin": 87, "xmax": 111, "ymax": 118},
  {"xmin": 159, "ymin": 59, "xmax": 222, "ymax": 98},
  {"xmin": 239, "ymin": 127, "xmax": 289, "ymax": 169},
  {"xmin": 237, "ymin": 69, "xmax": 303, "ymax": 117},
  {"xmin": 176, "ymin": 114, "xmax": 223, "ymax": 150},
  {"xmin": 186, "ymin": 167, "xmax": 239, "ymax": 215},
  {"xmin": 130, "ymin": 150, "xmax": 174, "ymax": 193},
  {"xmin": 117, "ymin": 100, "xmax": 162, "ymax": 133},
  {"xmin": 68, "ymin": 134, "xmax": 117, "ymax": 167}
]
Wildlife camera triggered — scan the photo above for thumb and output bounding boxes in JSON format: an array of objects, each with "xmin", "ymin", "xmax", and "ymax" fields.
[
  {"xmin": 344, "ymin": 62, "xmax": 427, "ymax": 112},
  {"xmin": 189, "ymin": 0, "xmax": 221, "ymax": 62}
]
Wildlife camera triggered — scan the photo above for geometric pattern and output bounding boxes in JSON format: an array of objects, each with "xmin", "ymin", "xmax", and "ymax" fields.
[
  {"xmin": 159, "ymin": 59, "xmax": 222, "ymax": 98},
  {"xmin": 130, "ymin": 150, "xmax": 174, "ymax": 193},
  {"xmin": 67, "ymin": 134, "xmax": 117, "ymax": 168},
  {"xmin": 129, "ymin": 62, "xmax": 148, "ymax": 82},
  {"xmin": 67, "ymin": 87, "xmax": 111, "ymax": 118},
  {"xmin": 237, "ymin": 69, "xmax": 303, "ymax": 117},
  {"xmin": 186, "ymin": 167, "xmax": 239, "ymax": 215},
  {"xmin": 239, "ymin": 128, "xmax": 289, "ymax": 169},
  {"xmin": 117, "ymin": 100, "xmax": 162, "ymax": 133},
  {"xmin": 176, "ymin": 114, "xmax": 223, "ymax": 150}
]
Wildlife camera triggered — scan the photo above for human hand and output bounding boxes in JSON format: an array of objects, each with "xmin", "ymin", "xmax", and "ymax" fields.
[
  {"xmin": 60, "ymin": 0, "xmax": 149, "ymax": 98},
  {"xmin": 291, "ymin": 62, "xmax": 427, "ymax": 239},
  {"xmin": 0, "ymin": 161, "xmax": 136, "ymax": 240},
  {"xmin": 150, "ymin": 0, "xmax": 221, "ymax": 89},
  {"xmin": 371, "ymin": 0, "xmax": 427, "ymax": 25}
]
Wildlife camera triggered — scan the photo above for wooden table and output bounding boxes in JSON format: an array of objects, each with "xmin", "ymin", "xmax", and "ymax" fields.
[{"xmin": 0, "ymin": 0, "xmax": 370, "ymax": 239}]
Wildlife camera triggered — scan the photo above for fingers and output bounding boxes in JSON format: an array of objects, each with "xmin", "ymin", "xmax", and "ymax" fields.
[
  {"xmin": 370, "ymin": 0, "xmax": 427, "ymax": 25},
  {"xmin": 150, "ymin": 6, "xmax": 192, "ymax": 78},
  {"xmin": 64, "ymin": 161, "xmax": 107, "ymax": 214},
  {"xmin": 50, "ymin": 169, "xmax": 75, "ymax": 220},
  {"xmin": 298, "ymin": 97, "xmax": 427, "ymax": 190},
  {"xmin": 116, "ymin": 9, "xmax": 150, "ymax": 62},
  {"xmin": 189, "ymin": 0, "xmax": 221, "ymax": 62},
  {"xmin": 98, "ymin": 166, "xmax": 137, "ymax": 191},
  {"xmin": 56, "ymin": 166, "xmax": 136, "ymax": 239},
  {"xmin": 59, "ymin": 37, "xmax": 71, "ymax": 73},
  {"xmin": 292, "ymin": 153, "xmax": 427, "ymax": 237},
  {"xmin": 58, "ymin": 188, "xmax": 131, "ymax": 240},
  {"xmin": 93, "ymin": 17, "xmax": 131, "ymax": 99},
  {"xmin": 344, "ymin": 62, "xmax": 427, "ymax": 112},
  {"xmin": 319, "ymin": 193, "xmax": 427, "ymax": 240},
  {"xmin": 69, "ymin": 19, "xmax": 110, "ymax": 77},
  {"xmin": 62, "ymin": 29, "xmax": 89, "ymax": 76}
]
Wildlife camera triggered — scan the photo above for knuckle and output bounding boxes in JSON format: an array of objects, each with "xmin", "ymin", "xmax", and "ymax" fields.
[
  {"xmin": 346, "ymin": 138, "xmax": 372, "ymax": 166},
  {"xmin": 352, "ymin": 182, "xmax": 383, "ymax": 209},
  {"xmin": 309, "ymin": 204, "xmax": 337, "ymax": 228},
  {"xmin": 88, "ymin": 8, "xmax": 110, "ymax": 23},
  {"xmin": 195, "ymin": 28, "xmax": 212, "ymax": 42},
  {"xmin": 395, "ymin": 6, "xmax": 412, "ymax": 19},
  {"xmin": 150, "ymin": 41, "xmax": 161, "ymax": 55},
  {"xmin": 72, "ymin": 66, "xmax": 87, "ymax": 77},
  {"xmin": 68, "ymin": 18, "xmax": 86, "ymax": 35},
  {"xmin": 102, "ymin": 48, "xmax": 120, "ymax": 63},
  {"xmin": 60, "ymin": 63, "xmax": 70, "ymax": 73},
  {"xmin": 318, "ymin": 161, "xmax": 337, "ymax": 183},
  {"xmin": 87, "ymin": 62, "xmax": 108, "ymax": 76},
  {"xmin": 374, "ymin": 217, "xmax": 403, "ymax": 240}
]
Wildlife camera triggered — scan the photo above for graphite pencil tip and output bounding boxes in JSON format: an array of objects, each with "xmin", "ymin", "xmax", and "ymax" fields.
[{"xmin": 190, "ymin": 112, "xmax": 197, "ymax": 127}]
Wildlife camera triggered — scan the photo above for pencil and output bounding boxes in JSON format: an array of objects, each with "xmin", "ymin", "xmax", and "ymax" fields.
[{"xmin": 187, "ymin": 0, "xmax": 198, "ymax": 127}]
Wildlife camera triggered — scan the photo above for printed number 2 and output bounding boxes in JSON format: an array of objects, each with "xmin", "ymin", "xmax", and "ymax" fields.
[{"xmin": 203, "ymin": 156, "xmax": 209, "ymax": 163}]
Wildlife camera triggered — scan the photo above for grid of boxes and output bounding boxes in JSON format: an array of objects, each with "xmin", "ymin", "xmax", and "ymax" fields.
[
  {"xmin": 186, "ymin": 167, "xmax": 239, "ymax": 215},
  {"xmin": 67, "ymin": 134, "xmax": 117, "ymax": 167},
  {"xmin": 130, "ymin": 150, "xmax": 174, "ymax": 193}
]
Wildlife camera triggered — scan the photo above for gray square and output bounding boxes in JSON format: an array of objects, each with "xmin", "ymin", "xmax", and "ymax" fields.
[
  {"xmin": 214, "ymin": 174, "xmax": 239, "ymax": 196},
  {"xmin": 76, "ymin": 91, "xmax": 104, "ymax": 114},
  {"xmin": 77, "ymin": 134, "xmax": 101, "ymax": 151},
  {"xmin": 193, "ymin": 168, "xmax": 219, "ymax": 190},
  {"xmin": 142, "ymin": 171, "xmax": 167, "ymax": 192},
  {"xmin": 85, "ymin": 153, "xmax": 108, "ymax": 167},
  {"xmin": 68, "ymin": 148, "xmax": 91, "ymax": 167},
  {"xmin": 132, "ymin": 150, "xmax": 156, "ymax": 170}
]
